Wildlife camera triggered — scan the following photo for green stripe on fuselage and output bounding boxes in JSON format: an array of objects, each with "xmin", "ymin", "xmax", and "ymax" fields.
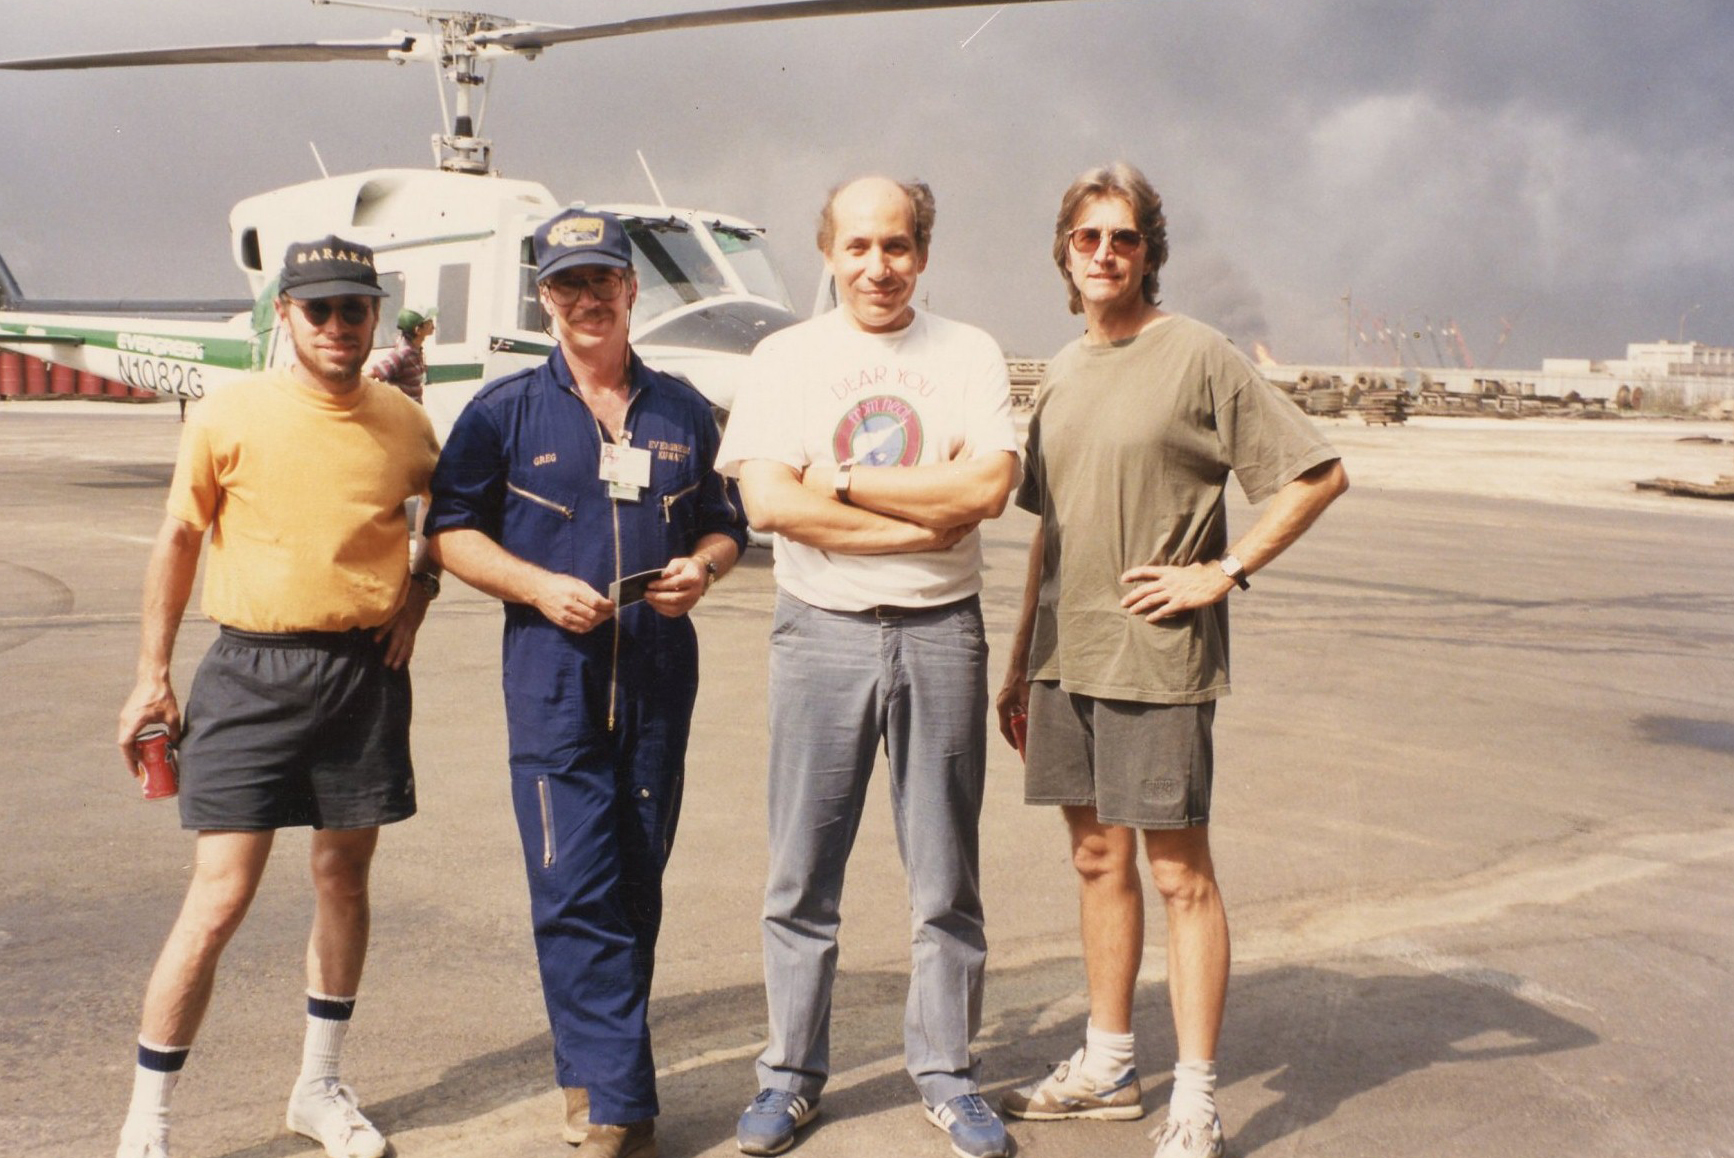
[{"xmin": 0, "ymin": 321, "xmax": 252, "ymax": 368}]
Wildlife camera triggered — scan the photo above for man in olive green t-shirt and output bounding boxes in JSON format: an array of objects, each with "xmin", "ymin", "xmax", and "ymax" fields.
[{"xmin": 997, "ymin": 164, "xmax": 1347, "ymax": 1158}]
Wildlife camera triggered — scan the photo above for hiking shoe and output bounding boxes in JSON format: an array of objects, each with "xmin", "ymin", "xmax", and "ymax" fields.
[
  {"xmin": 578, "ymin": 1120, "xmax": 656, "ymax": 1158},
  {"xmin": 1150, "ymin": 1113, "xmax": 1224, "ymax": 1158},
  {"xmin": 563, "ymin": 1087, "xmax": 591, "ymax": 1145},
  {"xmin": 286, "ymin": 1078, "xmax": 387, "ymax": 1158},
  {"xmin": 1001, "ymin": 1048, "xmax": 1144, "ymax": 1120},
  {"xmin": 924, "ymin": 1093, "xmax": 1009, "ymax": 1158},
  {"xmin": 736, "ymin": 1089, "xmax": 818, "ymax": 1155}
]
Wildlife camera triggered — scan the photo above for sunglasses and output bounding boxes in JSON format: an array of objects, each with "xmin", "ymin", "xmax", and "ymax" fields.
[
  {"xmin": 543, "ymin": 269, "xmax": 627, "ymax": 306},
  {"xmin": 294, "ymin": 298, "xmax": 373, "ymax": 327},
  {"xmin": 1068, "ymin": 227, "xmax": 1146, "ymax": 257}
]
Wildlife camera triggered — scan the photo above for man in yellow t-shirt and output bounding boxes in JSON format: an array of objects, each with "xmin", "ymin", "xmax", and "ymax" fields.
[{"xmin": 112, "ymin": 236, "xmax": 440, "ymax": 1158}]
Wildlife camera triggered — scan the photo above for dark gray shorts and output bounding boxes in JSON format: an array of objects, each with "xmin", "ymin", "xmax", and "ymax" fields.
[
  {"xmin": 177, "ymin": 627, "xmax": 416, "ymax": 832},
  {"xmin": 1023, "ymin": 680, "xmax": 1215, "ymax": 829}
]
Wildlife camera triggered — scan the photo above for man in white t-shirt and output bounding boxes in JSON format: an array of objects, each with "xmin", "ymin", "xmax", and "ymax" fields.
[{"xmin": 716, "ymin": 176, "xmax": 1018, "ymax": 1158}]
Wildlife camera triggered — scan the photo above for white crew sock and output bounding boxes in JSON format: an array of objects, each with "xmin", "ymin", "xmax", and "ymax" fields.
[
  {"xmin": 298, "ymin": 992, "xmax": 357, "ymax": 1086},
  {"xmin": 1081, "ymin": 1020, "xmax": 1137, "ymax": 1082},
  {"xmin": 1169, "ymin": 1058, "xmax": 1218, "ymax": 1125}
]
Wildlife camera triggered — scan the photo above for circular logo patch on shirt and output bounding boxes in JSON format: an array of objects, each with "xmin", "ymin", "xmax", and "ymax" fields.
[{"xmin": 832, "ymin": 395, "xmax": 924, "ymax": 467}]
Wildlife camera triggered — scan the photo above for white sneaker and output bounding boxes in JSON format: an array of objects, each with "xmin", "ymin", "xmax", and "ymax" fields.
[
  {"xmin": 286, "ymin": 1078, "xmax": 387, "ymax": 1158},
  {"xmin": 1150, "ymin": 1113, "xmax": 1223, "ymax": 1158}
]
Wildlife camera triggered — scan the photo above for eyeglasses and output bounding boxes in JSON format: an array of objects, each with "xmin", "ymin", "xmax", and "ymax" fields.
[
  {"xmin": 543, "ymin": 269, "xmax": 627, "ymax": 306},
  {"xmin": 1068, "ymin": 227, "xmax": 1145, "ymax": 257},
  {"xmin": 293, "ymin": 298, "xmax": 373, "ymax": 327}
]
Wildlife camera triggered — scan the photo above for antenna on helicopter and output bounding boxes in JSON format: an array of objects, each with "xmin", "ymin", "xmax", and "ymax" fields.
[{"xmin": 637, "ymin": 150, "xmax": 671, "ymax": 209}]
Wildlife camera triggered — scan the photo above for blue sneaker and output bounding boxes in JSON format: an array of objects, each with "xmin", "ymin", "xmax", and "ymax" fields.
[
  {"xmin": 924, "ymin": 1093, "xmax": 1009, "ymax": 1158},
  {"xmin": 736, "ymin": 1088, "xmax": 818, "ymax": 1156}
]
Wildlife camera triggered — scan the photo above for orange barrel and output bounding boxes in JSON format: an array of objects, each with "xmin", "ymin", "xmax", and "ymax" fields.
[
  {"xmin": 49, "ymin": 362, "xmax": 77, "ymax": 395},
  {"xmin": 106, "ymin": 376, "xmax": 131, "ymax": 397},
  {"xmin": 23, "ymin": 356, "xmax": 49, "ymax": 395},
  {"xmin": 0, "ymin": 351, "xmax": 21, "ymax": 397},
  {"xmin": 77, "ymin": 370, "xmax": 105, "ymax": 396}
]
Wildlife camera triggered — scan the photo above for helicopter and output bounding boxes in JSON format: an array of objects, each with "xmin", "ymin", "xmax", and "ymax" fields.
[{"xmin": 0, "ymin": 0, "xmax": 1069, "ymax": 434}]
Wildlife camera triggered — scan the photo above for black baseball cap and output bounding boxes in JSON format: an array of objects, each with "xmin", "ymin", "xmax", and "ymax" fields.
[
  {"xmin": 279, "ymin": 235, "xmax": 387, "ymax": 300},
  {"xmin": 534, "ymin": 209, "xmax": 633, "ymax": 281}
]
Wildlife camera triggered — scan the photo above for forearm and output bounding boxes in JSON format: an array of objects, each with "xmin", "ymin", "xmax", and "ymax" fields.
[
  {"xmin": 1228, "ymin": 459, "xmax": 1349, "ymax": 576},
  {"xmin": 1005, "ymin": 526, "xmax": 1044, "ymax": 682},
  {"xmin": 691, "ymin": 532, "xmax": 740, "ymax": 577},
  {"xmin": 837, "ymin": 452, "xmax": 1017, "ymax": 528},
  {"xmin": 428, "ymin": 527, "xmax": 556, "ymax": 605},
  {"xmin": 135, "ymin": 518, "xmax": 202, "ymax": 682},
  {"xmin": 739, "ymin": 462, "xmax": 957, "ymax": 555}
]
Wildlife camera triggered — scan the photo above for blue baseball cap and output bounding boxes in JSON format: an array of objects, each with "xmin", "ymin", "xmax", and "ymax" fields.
[{"xmin": 534, "ymin": 209, "xmax": 633, "ymax": 281}]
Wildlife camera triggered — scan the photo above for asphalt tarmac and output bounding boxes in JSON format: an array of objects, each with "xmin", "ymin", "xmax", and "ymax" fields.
[{"xmin": 3, "ymin": 404, "xmax": 1732, "ymax": 1158}]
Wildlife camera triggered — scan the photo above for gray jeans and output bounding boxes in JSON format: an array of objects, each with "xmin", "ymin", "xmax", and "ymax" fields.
[{"xmin": 757, "ymin": 591, "xmax": 989, "ymax": 1106}]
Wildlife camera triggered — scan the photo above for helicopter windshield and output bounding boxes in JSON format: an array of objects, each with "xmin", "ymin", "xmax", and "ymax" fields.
[
  {"xmin": 623, "ymin": 218, "xmax": 729, "ymax": 321},
  {"xmin": 708, "ymin": 223, "xmax": 793, "ymax": 310}
]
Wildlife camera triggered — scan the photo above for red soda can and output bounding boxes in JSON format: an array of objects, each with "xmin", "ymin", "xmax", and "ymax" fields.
[
  {"xmin": 136, "ymin": 724, "xmax": 179, "ymax": 800},
  {"xmin": 1009, "ymin": 710, "xmax": 1028, "ymax": 762}
]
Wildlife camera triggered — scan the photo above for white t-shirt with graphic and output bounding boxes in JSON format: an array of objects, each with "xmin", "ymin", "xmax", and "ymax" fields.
[{"xmin": 717, "ymin": 308, "xmax": 1017, "ymax": 611}]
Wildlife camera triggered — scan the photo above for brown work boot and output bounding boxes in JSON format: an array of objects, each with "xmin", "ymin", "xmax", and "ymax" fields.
[
  {"xmin": 577, "ymin": 1119, "xmax": 655, "ymax": 1158},
  {"xmin": 562, "ymin": 1088, "xmax": 590, "ymax": 1145}
]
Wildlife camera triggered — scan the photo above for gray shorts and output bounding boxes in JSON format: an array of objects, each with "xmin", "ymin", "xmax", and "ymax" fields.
[
  {"xmin": 1023, "ymin": 680, "xmax": 1215, "ymax": 829},
  {"xmin": 177, "ymin": 627, "xmax": 416, "ymax": 832}
]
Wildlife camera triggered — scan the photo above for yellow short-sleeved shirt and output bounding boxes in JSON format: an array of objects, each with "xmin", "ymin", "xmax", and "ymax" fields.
[{"xmin": 167, "ymin": 370, "xmax": 440, "ymax": 632}]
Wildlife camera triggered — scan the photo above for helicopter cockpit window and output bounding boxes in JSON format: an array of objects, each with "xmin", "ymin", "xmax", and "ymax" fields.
[
  {"xmin": 374, "ymin": 272, "xmax": 406, "ymax": 351},
  {"xmin": 436, "ymin": 264, "xmax": 469, "ymax": 345},
  {"xmin": 709, "ymin": 224, "xmax": 793, "ymax": 311},
  {"xmin": 623, "ymin": 219, "xmax": 729, "ymax": 320},
  {"xmin": 519, "ymin": 237, "xmax": 549, "ymax": 335}
]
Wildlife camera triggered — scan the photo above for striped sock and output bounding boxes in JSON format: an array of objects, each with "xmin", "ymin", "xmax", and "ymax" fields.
[
  {"xmin": 121, "ymin": 1039, "xmax": 189, "ymax": 1143},
  {"xmin": 298, "ymin": 992, "xmax": 357, "ymax": 1086}
]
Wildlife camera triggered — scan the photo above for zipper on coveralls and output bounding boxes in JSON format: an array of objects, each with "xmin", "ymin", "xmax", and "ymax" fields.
[
  {"xmin": 505, "ymin": 482, "xmax": 574, "ymax": 520},
  {"xmin": 607, "ymin": 426, "xmax": 627, "ymax": 732},
  {"xmin": 536, "ymin": 776, "xmax": 555, "ymax": 868},
  {"xmin": 660, "ymin": 480, "xmax": 701, "ymax": 523}
]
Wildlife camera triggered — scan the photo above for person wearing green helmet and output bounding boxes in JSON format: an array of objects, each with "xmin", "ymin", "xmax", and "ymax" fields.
[{"xmin": 370, "ymin": 307, "xmax": 435, "ymax": 402}]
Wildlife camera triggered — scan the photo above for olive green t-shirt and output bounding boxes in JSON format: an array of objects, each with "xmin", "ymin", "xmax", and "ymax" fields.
[{"xmin": 1015, "ymin": 314, "xmax": 1338, "ymax": 704}]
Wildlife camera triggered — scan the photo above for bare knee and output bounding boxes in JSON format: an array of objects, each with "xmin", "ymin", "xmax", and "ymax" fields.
[
  {"xmin": 1066, "ymin": 813, "xmax": 1139, "ymax": 887},
  {"xmin": 1146, "ymin": 828, "xmax": 1220, "ymax": 910},
  {"xmin": 310, "ymin": 829, "xmax": 377, "ymax": 904}
]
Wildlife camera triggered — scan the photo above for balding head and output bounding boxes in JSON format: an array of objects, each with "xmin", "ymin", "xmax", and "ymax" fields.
[{"xmin": 816, "ymin": 176, "xmax": 936, "ymax": 258}]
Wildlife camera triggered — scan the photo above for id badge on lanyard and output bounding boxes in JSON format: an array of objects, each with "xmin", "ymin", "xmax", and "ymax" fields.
[{"xmin": 599, "ymin": 437, "xmax": 652, "ymax": 502}]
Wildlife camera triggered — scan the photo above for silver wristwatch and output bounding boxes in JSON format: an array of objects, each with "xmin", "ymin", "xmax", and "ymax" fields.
[{"xmin": 1219, "ymin": 554, "xmax": 1249, "ymax": 591}]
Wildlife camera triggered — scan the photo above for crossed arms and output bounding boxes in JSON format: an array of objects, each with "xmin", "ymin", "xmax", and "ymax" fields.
[{"xmin": 737, "ymin": 449, "xmax": 1018, "ymax": 556}]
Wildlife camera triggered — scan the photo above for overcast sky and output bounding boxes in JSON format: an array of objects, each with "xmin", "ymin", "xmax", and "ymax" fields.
[{"xmin": 2, "ymin": 0, "xmax": 1728, "ymax": 367}]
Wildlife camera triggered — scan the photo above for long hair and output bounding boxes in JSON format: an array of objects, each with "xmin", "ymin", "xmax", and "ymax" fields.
[{"xmin": 1052, "ymin": 163, "xmax": 1167, "ymax": 315}]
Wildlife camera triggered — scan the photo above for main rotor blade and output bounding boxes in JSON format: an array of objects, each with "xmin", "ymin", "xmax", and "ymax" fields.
[
  {"xmin": 0, "ymin": 36, "xmax": 414, "ymax": 71},
  {"xmin": 481, "ymin": 0, "xmax": 1061, "ymax": 51}
]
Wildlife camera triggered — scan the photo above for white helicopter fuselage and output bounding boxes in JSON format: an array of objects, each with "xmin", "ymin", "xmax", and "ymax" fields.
[
  {"xmin": 1, "ymin": 168, "xmax": 798, "ymax": 436},
  {"xmin": 235, "ymin": 169, "xmax": 798, "ymax": 433}
]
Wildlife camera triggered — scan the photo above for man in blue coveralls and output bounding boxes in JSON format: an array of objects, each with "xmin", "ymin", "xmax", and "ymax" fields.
[{"xmin": 425, "ymin": 208, "xmax": 746, "ymax": 1158}]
